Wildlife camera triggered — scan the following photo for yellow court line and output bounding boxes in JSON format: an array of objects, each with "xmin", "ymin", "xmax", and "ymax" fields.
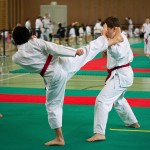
[{"xmin": 110, "ymin": 128, "xmax": 150, "ymax": 133}]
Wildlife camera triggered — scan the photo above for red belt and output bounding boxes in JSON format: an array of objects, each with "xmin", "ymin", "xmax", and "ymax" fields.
[
  {"xmin": 105, "ymin": 63, "xmax": 130, "ymax": 82},
  {"xmin": 40, "ymin": 54, "xmax": 53, "ymax": 77}
]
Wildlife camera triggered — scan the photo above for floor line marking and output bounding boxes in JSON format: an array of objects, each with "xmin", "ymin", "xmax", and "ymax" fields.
[
  {"xmin": 110, "ymin": 128, "xmax": 150, "ymax": 133},
  {"xmin": 0, "ymin": 73, "xmax": 29, "ymax": 82}
]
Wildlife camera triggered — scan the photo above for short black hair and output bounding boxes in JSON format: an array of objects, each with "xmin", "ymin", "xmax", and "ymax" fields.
[
  {"xmin": 12, "ymin": 26, "xmax": 31, "ymax": 45},
  {"xmin": 101, "ymin": 16, "xmax": 120, "ymax": 28}
]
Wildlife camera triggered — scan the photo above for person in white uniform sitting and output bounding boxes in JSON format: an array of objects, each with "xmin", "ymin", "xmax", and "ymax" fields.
[
  {"xmin": 12, "ymin": 26, "xmax": 123, "ymax": 146},
  {"xmin": 86, "ymin": 16, "xmax": 140, "ymax": 142}
]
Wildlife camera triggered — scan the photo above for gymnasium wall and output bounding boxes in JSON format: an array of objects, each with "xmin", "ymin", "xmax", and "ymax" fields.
[
  {"xmin": 20, "ymin": 0, "xmax": 149, "ymax": 27},
  {"xmin": 0, "ymin": 0, "xmax": 150, "ymax": 30},
  {"xmin": 0, "ymin": 0, "xmax": 21, "ymax": 30}
]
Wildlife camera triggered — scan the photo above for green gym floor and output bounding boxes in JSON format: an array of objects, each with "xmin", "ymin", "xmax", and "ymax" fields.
[{"xmin": 0, "ymin": 38, "xmax": 150, "ymax": 150}]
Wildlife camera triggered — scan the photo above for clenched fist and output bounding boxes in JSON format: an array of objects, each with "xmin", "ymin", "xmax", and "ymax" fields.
[{"xmin": 76, "ymin": 49, "xmax": 84, "ymax": 56}]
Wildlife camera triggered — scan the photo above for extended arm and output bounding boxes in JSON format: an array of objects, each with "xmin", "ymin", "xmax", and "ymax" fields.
[{"xmin": 31, "ymin": 37, "xmax": 83, "ymax": 57}]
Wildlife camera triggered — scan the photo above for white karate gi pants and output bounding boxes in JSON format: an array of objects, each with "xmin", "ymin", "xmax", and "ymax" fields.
[{"xmin": 94, "ymin": 74, "xmax": 138, "ymax": 135}]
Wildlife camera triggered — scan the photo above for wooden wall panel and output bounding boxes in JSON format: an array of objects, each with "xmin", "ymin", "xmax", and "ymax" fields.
[
  {"xmin": 9, "ymin": 0, "xmax": 21, "ymax": 28},
  {"xmin": 0, "ymin": 0, "xmax": 21, "ymax": 30},
  {"xmin": 1, "ymin": 0, "xmax": 149, "ymax": 29},
  {"xmin": 0, "ymin": 0, "xmax": 8, "ymax": 29}
]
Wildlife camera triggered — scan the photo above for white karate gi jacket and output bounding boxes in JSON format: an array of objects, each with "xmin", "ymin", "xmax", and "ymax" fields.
[
  {"xmin": 12, "ymin": 38, "xmax": 76, "ymax": 75},
  {"xmin": 142, "ymin": 23, "xmax": 150, "ymax": 39},
  {"xmin": 106, "ymin": 34, "xmax": 134, "ymax": 88}
]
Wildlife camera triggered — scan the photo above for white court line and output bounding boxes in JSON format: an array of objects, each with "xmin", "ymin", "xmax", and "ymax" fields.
[
  {"xmin": 1, "ymin": 73, "xmax": 150, "ymax": 83},
  {"xmin": 0, "ymin": 73, "xmax": 29, "ymax": 82},
  {"xmin": 70, "ymin": 79, "xmax": 104, "ymax": 82},
  {"xmin": 70, "ymin": 78, "xmax": 150, "ymax": 83},
  {"xmin": 1, "ymin": 64, "xmax": 18, "ymax": 68}
]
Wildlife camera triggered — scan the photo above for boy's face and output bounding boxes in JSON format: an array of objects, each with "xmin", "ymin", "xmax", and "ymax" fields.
[{"xmin": 106, "ymin": 27, "xmax": 116, "ymax": 38}]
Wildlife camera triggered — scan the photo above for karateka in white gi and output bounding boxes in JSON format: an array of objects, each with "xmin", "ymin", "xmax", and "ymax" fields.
[
  {"xmin": 35, "ymin": 16, "xmax": 43, "ymax": 39},
  {"xmin": 42, "ymin": 13, "xmax": 51, "ymax": 41},
  {"xmin": 25, "ymin": 18, "xmax": 32, "ymax": 33},
  {"xmin": 145, "ymin": 34, "xmax": 150, "ymax": 57},
  {"xmin": 142, "ymin": 18, "xmax": 150, "ymax": 57},
  {"xmin": 87, "ymin": 17, "xmax": 140, "ymax": 142},
  {"xmin": 94, "ymin": 18, "xmax": 103, "ymax": 39},
  {"xmin": 12, "ymin": 25, "xmax": 123, "ymax": 146},
  {"xmin": 125, "ymin": 17, "xmax": 134, "ymax": 38}
]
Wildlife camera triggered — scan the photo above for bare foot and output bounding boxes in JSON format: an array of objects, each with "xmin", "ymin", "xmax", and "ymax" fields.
[
  {"xmin": 0, "ymin": 114, "xmax": 3, "ymax": 118},
  {"xmin": 126, "ymin": 122, "xmax": 140, "ymax": 128},
  {"xmin": 86, "ymin": 133, "xmax": 106, "ymax": 142},
  {"xmin": 44, "ymin": 138, "xmax": 65, "ymax": 146}
]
